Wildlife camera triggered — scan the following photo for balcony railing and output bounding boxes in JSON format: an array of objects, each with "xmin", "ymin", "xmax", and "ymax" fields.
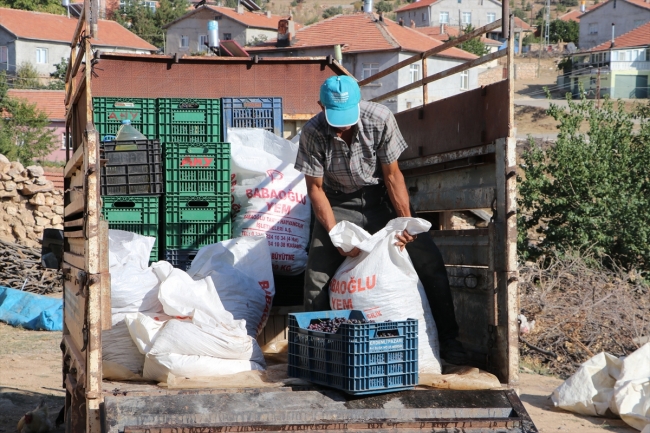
[{"xmin": 610, "ymin": 60, "xmax": 650, "ymax": 71}]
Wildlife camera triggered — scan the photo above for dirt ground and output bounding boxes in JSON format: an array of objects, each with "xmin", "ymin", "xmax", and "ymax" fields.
[{"xmin": 0, "ymin": 307, "xmax": 637, "ymax": 433}]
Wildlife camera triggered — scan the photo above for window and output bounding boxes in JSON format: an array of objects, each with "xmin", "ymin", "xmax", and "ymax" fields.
[
  {"xmin": 457, "ymin": 0, "xmax": 461, "ymax": 3},
  {"xmin": 487, "ymin": 12, "xmax": 496, "ymax": 23},
  {"xmin": 223, "ymin": 33, "xmax": 232, "ymax": 40},
  {"xmin": 36, "ymin": 48, "xmax": 47, "ymax": 64},
  {"xmin": 144, "ymin": 1, "xmax": 156, "ymax": 12},
  {"xmin": 409, "ymin": 64, "xmax": 421, "ymax": 83},
  {"xmin": 439, "ymin": 11, "xmax": 449, "ymax": 23},
  {"xmin": 460, "ymin": 70, "xmax": 469, "ymax": 90},
  {"xmin": 362, "ymin": 62, "xmax": 379, "ymax": 79},
  {"xmin": 180, "ymin": 35, "xmax": 189, "ymax": 49},
  {"xmin": 199, "ymin": 35, "xmax": 208, "ymax": 50},
  {"xmin": 588, "ymin": 23, "xmax": 598, "ymax": 35},
  {"xmin": 422, "ymin": 12, "xmax": 425, "ymax": 21},
  {"xmin": 61, "ymin": 133, "xmax": 71, "ymax": 150},
  {"xmin": 0, "ymin": 46, "xmax": 6, "ymax": 64},
  {"xmin": 462, "ymin": 12, "xmax": 471, "ymax": 24}
]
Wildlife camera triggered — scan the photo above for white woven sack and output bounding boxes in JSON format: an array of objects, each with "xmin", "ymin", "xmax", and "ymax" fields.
[
  {"xmin": 329, "ymin": 217, "xmax": 442, "ymax": 374},
  {"xmin": 144, "ymin": 353, "xmax": 265, "ymax": 382},
  {"xmin": 187, "ymin": 236, "xmax": 275, "ymax": 337},
  {"xmin": 228, "ymin": 128, "xmax": 311, "ymax": 275}
]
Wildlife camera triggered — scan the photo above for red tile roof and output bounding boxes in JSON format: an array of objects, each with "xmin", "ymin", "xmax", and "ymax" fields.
[
  {"xmin": 583, "ymin": 0, "xmax": 650, "ymax": 18},
  {"xmin": 395, "ymin": 0, "xmax": 439, "ymax": 13},
  {"xmin": 514, "ymin": 16, "xmax": 531, "ymax": 30},
  {"xmin": 559, "ymin": 9, "xmax": 584, "ymax": 22},
  {"xmin": 163, "ymin": 5, "xmax": 291, "ymax": 31},
  {"xmin": 588, "ymin": 20, "xmax": 650, "ymax": 51},
  {"xmin": 0, "ymin": 7, "xmax": 157, "ymax": 50},
  {"xmin": 7, "ymin": 89, "xmax": 66, "ymax": 120},
  {"xmin": 273, "ymin": 14, "xmax": 477, "ymax": 60},
  {"xmin": 416, "ymin": 25, "xmax": 502, "ymax": 44}
]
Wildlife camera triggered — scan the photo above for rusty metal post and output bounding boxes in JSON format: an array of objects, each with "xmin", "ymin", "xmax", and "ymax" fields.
[{"xmin": 503, "ymin": 0, "xmax": 509, "ymax": 39}]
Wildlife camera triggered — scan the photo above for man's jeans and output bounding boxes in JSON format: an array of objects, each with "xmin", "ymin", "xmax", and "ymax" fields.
[{"xmin": 303, "ymin": 183, "xmax": 460, "ymax": 342}]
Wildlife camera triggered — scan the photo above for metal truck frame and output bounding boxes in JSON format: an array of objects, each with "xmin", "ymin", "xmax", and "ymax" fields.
[{"xmin": 61, "ymin": 3, "xmax": 525, "ymax": 430}]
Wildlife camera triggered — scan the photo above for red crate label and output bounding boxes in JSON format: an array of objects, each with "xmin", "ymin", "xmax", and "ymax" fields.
[{"xmin": 180, "ymin": 157, "xmax": 214, "ymax": 167}]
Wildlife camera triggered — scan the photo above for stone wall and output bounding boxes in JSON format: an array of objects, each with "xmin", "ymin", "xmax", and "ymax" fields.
[
  {"xmin": 0, "ymin": 154, "xmax": 64, "ymax": 248},
  {"xmin": 514, "ymin": 63, "xmax": 539, "ymax": 80},
  {"xmin": 479, "ymin": 66, "xmax": 506, "ymax": 87}
]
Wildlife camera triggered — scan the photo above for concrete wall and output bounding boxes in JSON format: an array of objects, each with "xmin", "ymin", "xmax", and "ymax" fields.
[
  {"xmin": 579, "ymin": 1, "xmax": 650, "ymax": 49},
  {"xmin": 572, "ymin": 68, "xmax": 650, "ymax": 98},
  {"xmin": 397, "ymin": 0, "xmax": 502, "ymax": 29},
  {"xmin": 245, "ymin": 28, "xmax": 279, "ymax": 46}
]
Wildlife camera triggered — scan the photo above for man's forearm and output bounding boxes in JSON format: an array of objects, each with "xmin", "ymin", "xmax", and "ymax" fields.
[
  {"xmin": 384, "ymin": 169, "xmax": 411, "ymax": 218},
  {"xmin": 308, "ymin": 184, "xmax": 338, "ymax": 232}
]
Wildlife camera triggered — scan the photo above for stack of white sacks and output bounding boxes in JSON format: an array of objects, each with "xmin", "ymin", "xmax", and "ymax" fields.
[{"xmin": 102, "ymin": 230, "xmax": 275, "ymax": 382}]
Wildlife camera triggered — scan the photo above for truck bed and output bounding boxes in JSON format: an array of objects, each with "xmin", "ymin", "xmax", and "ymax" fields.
[{"xmin": 103, "ymin": 383, "xmax": 537, "ymax": 433}]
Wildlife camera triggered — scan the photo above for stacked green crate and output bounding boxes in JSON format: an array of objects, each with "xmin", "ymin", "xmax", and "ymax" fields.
[
  {"xmin": 93, "ymin": 97, "xmax": 157, "ymax": 141},
  {"xmin": 101, "ymin": 196, "xmax": 160, "ymax": 263},
  {"xmin": 158, "ymin": 98, "xmax": 231, "ymax": 268}
]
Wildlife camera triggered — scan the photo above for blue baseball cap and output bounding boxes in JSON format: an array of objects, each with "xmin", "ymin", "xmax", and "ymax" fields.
[{"xmin": 320, "ymin": 75, "xmax": 361, "ymax": 128}]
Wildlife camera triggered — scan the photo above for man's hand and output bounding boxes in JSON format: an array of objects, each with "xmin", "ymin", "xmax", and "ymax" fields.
[
  {"xmin": 337, "ymin": 247, "xmax": 361, "ymax": 257},
  {"xmin": 394, "ymin": 229, "xmax": 417, "ymax": 251}
]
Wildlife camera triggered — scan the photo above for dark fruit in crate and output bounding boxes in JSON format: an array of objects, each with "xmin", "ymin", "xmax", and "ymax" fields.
[{"xmin": 307, "ymin": 317, "xmax": 375, "ymax": 333}]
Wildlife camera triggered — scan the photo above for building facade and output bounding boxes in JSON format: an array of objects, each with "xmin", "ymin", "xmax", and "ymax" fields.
[
  {"xmin": 578, "ymin": 0, "xmax": 650, "ymax": 49},
  {"xmin": 0, "ymin": 8, "xmax": 156, "ymax": 77},
  {"xmin": 247, "ymin": 14, "xmax": 481, "ymax": 114},
  {"xmin": 163, "ymin": 5, "xmax": 289, "ymax": 55},
  {"xmin": 396, "ymin": 0, "xmax": 503, "ymax": 31}
]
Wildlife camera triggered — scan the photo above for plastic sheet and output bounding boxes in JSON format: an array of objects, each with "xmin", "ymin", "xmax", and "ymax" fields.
[{"xmin": 0, "ymin": 286, "xmax": 62, "ymax": 331}]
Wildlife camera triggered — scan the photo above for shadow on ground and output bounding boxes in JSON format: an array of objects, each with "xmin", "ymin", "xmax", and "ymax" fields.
[{"xmin": 0, "ymin": 387, "xmax": 65, "ymax": 433}]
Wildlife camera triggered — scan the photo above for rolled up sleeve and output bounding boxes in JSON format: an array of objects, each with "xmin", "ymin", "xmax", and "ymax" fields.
[
  {"xmin": 295, "ymin": 124, "xmax": 325, "ymax": 178},
  {"xmin": 377, "ymin": 110, "xmax": 407, "ymax": 165}
]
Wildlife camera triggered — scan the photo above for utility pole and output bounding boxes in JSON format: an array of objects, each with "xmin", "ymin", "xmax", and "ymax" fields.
[
  {"xmin": 544, "ymin": 0, "xmax": 550, "ymax": 47},
  {"xmin": 596, "ymin": 67, "xmax": 601, "ymax": 108}
]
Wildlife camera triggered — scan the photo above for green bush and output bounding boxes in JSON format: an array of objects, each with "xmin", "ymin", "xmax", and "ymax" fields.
[
  {"xmin": 322, "ymin": 6, "xmax": 343, "ymax": 18},
  {"xmin": 518, "ymin": 95, "xmax": 650, "ymax": 271}
]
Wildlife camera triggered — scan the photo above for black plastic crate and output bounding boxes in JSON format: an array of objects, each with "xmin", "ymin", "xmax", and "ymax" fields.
[
  {"xmin": 100, "ymin": 140, "xmax": 163, "ymax": 196},
  {"xmin": 222, "ymin": 97, "xmax": 283, "ymax": 141},
  {"xmin": 164, "ymin": 249, "xmax": 199, "ymax": 271},
  {"xmin": 288, "ymin": 310, "xmax": 418, "ymax": 395}
]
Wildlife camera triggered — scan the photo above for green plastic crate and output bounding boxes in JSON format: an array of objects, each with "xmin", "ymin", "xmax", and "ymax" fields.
[
  {"xmin": 93, "ymin": 97, "xmax": 157, "ymax": 141},
  {"xmin": 102, "ymin": 196, "xmax": 159, "ymax": 262},
  {"xmin": 158, "ymin": 98, "xmax": 221, "ymax": 143},
  {"xmin": 164, "ymin": 142, "xmax": 230, "ymax": 196},
  {"xmin": 163, "ymin": 194, "xmax": 231, "ymax": 249}
]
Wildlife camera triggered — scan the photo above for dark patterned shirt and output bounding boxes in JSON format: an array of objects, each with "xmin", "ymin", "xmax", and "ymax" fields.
[{"xmin": 295, "ymin": 100, "xmax": 408, "ymax": 194}]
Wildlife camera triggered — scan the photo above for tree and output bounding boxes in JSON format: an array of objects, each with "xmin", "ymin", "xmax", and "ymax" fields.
[
  {"xmin": 114, "ymin": 0, "xmax": 188, "ymax": 48},
  {"xmin": 375, "ymin": 0, "xmax": 393, "ymax": 12},
  {"xmin": 518, "ymin": 95, "xmax": 650, "ymax": 271},
  {"xmin": 0, "ymin": 72, "xmax": 58, "ymax": 164},
  {"xmin": 14, "ymin": 62, "xmax": 41, "ymax": 89},
  {"xmin": 548, "ymin": 19, "xmax": 579, "ymax": 43},
  {"xmin": 322, "ymin": 6, "xmax": 342, "ymax": 18},
  {"xmin": 1, "ymin": 0, "xmax": 65, "ymax": 13},
  {"xmin": 451, "ymin": 25, "xmax": 488, "ymax": 57},
  {"xmin": 47, "ymin": 57, "xmax": 68, "ymax": 90}
]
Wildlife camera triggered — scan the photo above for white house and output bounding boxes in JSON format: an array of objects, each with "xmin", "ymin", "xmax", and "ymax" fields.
[
  {"xmin": 0, "ymin": 7, "xmax": 157, "ymax": 78},
  {"xmin": 395, "ymin": 0, "xmax": 502, "ymax": 33},
  {"xmin": 247, "ymin": 13, "xmax": 480, "ymax": 114},
  {"xmin": 568, "ymin": 20, "xmax": 650, "ymax": 98},
  {"xmin": 578, "ymin": 0, "xmax": 650, "ymax": 49},
  {"xmin": 163, "ymin": 5, "xmax": 294, "ymax": 55}
]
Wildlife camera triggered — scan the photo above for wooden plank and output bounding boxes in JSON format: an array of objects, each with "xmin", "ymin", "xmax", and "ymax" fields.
[
  {"xmin": 65, "ymin": 217, "xmax": 85, "ymax": 228},
  {"xmin": 399, "ymin": 145, "xmax": 496, "ymax": 172},
  {"xmin": 64, "ymin": 251, "xmax": 85, "ymax": 270},
  {"xmin": 357, "ymin": 19, "xmax": 503, "ymax": 86},
  {"xmin": 406, "ymin": 163, "xmax": 496, "ymax": 212},
  {"xmin": 65, "ymin": 196, "xmax": 85, "ymax": 218},
  {"xmin": 63, "ymin": 333, "xmax": 86, "ymax": 379},
  {"xmin": 370, "ymin": 49, "xmax": 507, "ymax": 103},
  {"xmin": 99, "ymin": 220, "xmax": 112, "ymax": 331},
  {"xmin": 64, "ymin": 230, "xmax": 84, "ymax": 238},
  {"xmin": 64, "ymin": 142, "xmax": 84, "ymax": 179},
  {"xmin": 68, "ymin": 237, "xmax": 85, "ymax": 256},
  {"xmin": 431, "ymin": 230, "xmax": 489, "ymax": 267},
  {"xmin": 66, "ymin": 76, "xmax": 87, "ymax": 125},
  {"xmin": 64, "ymin": 269, "xmax": 86, "ymax": 354}
]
